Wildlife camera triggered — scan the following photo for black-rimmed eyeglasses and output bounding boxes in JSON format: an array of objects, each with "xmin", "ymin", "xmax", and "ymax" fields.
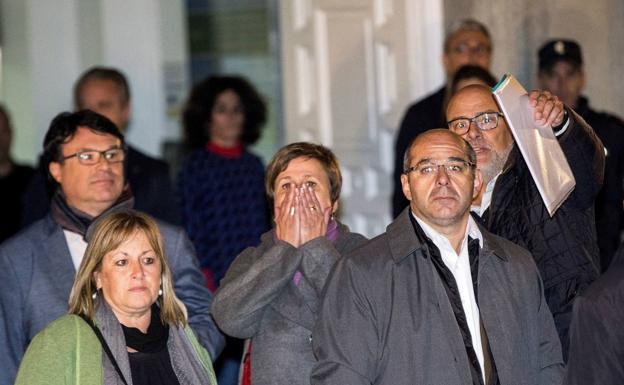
[
  {"xmin": 447, "ymin": 111, "xmax": 504, "ymax": 135},
  {"xmin": 60, "ymin": 148, "xmax": 126, "ymax": 165}
]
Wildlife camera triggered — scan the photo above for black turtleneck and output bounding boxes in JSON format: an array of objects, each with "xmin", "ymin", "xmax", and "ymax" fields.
[{"xmin": 121, "ymin": 304, "xmax": 180, "ymax": 385}]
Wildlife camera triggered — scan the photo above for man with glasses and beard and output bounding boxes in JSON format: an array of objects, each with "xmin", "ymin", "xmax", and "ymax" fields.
[{"xmin": 446, "ymin": 85, "xmax": 604, "ymax": 359}]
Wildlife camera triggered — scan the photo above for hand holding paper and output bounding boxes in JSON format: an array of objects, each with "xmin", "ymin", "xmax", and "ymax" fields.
[
  {"xmin": 528, "ymin": 90, "xmax": 565, "ymax": 127},
  {"xmin": 492, "ymin": 74, "xmax": 575, "ymax": 216}
]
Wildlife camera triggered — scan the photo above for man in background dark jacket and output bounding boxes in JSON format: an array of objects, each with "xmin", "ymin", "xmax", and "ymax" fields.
[
  {"xmin": 538, "ymin": 39, "xmax": 624, "ymax": 270},
  {"xmin": 565, "ymin": 243, "xmax": 624, "ymax": 385},
  {"xmin": 21, "ymin": 67, "xmax": 180, "ymax": 226},
  {"xmin": 392, "ymin": 19, "xmax": 493, "ymax": 218},
  {"xmin": 0, "ymin": 104, "xmax": 34, "ymax": 243}
]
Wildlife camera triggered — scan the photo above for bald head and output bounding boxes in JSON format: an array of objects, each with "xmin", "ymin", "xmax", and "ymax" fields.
[
  {"xmin": 447, "ymin": 84, "xmax": 496, "ymax": 117},
  {"xmin": 446, "ymin": 84, "xmax": 513, "ymax": 184},
  {"xmin": 403, "ymin": 129, "xmax": 476, "ymax": 174},
  {"xmin": 400, "ymin": 128, "xmax": 482, "ymax": 234}
]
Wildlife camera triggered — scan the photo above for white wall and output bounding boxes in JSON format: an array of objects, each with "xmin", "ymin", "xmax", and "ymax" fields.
[
  {"xmin": 444, "ymin": 0, "xmax": 624, "ymax": 118},
  {"xmin": 0, "ymin": 0, "xmax": 190, "ymax": 164}
]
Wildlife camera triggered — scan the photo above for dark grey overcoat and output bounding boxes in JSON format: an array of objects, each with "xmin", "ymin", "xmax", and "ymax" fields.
[
  {"xmin": 311, "ymin": 209, "xmax": 564, "ymax": 385},
  {"xmin": 211, "ymin": 222, "xmax": 366, "ymax": 385}
]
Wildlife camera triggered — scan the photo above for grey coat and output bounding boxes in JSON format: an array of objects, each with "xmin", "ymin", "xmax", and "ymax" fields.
[
  {"xmin": 311, "ymin": 210, "xmax": 564, "ymax": 385},
  {"xmin": 0, "ymin": 214, "xmax": 224, "ymax": 385},
  {"xmin": 211, "ymin": 223, "xmax": 367, "ymax": 385}
]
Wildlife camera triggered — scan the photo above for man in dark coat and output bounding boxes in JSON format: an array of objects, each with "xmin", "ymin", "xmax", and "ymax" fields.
[
  {"xmin": 564, "ymin": 242, "xmax": 624, "ymax": 385},
  {"xmin": 446, "ymin": 84, "xmax": 604, "ymax": 359},
  {"xmin": 21, "ymin": 67, "xmax": 180, "ymax": 226},
  {"xmin": 0, "ymin": 104, "xmax": 34, "ymax": 243},
  {"xmin": 312, "ymin": 129, "xmax": 563, "ymax": 385},
  {"xmin": 538, "ymin": 39, "xmax": 624, "ymax": 270},
  {"xmin": 392, "ymin": 19, "xmax": 493, "ymax": 217}
]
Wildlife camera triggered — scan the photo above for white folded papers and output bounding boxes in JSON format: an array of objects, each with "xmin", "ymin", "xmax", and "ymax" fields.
[{"xmin": 492, "ymin": 73, "xmax": 575, "ymax": 216}]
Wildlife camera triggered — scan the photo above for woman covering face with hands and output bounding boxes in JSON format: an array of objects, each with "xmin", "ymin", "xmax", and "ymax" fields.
[
  {"xmin": 273, "ymin": 155, "xmax": 336, "ymax": 248},
  {"xmin": 211, "ymin": 142, "xmax": 367, "ymax": 385}
]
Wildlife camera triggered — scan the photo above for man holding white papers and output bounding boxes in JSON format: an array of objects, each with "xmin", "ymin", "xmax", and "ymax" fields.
[{"xmin": 446, "ymin": 85, "xmax": 604, "ymax": 359}]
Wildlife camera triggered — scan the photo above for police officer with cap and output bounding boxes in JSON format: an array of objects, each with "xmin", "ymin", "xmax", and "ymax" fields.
[{"xmin": 538, "ymin": 39, "xmax": 624, "ymax": 270}]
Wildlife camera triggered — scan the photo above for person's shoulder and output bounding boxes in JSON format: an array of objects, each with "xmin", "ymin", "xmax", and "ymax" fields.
[
  {"xmin": 0, "ymin": 215, "xmax": 57, "ymax": 253},
  {"xmin": 25, "ymin": 314, "xmax": 100, "ymax": 363},
  {"xmin": 581, "ymin": 100, "xmax": 624, "ymax": 127},
  {"xmin": 10, "ymin": 163, "xmax": 35, "ymax": 179},
  {"xmin": 341, "ymin": 231, "xmax": 394, "ymax": 270},
  {"xmin": 481, "ymin": 229, "xmax": 535, "ymax": 267},
  {"xmin": 404, "ymin": 86, "xmax": 446, "ymax": 114},
  {"xmin": 126, "ymin": 145, "xmax": 170, "ymax": 173},
  {"xmin": 30, "ymin": 314, "xmax": 91, "ymax": 345},
  {"xmin": 335, "ymin": 223, "xmax": 368, "ymax": 253},
  {"xmin": 241, "ymin": 149, "xmax": 266, "ymax": 167},
  {"xmin": 178, "ymin": 149, "xmax": 209, "ymax": 173},
  {"xmin": 154, "ymin": 218, "xmax": 185, "ymax": 239},
  {"xmin": 578, "ymin": 260, "xmax": 624, "ymax": 303},
  {"xmin": 341, "ymin": 230, "xmax": 368, "ymax": 247},
  {"xmin": 595, "ymin": 109, "xmax": 624, "ymax": 127}
]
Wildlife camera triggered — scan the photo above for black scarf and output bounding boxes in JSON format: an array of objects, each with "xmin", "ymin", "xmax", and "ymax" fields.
[
  {"xmin": 121, "ymin": 304, "xmax": 169, "ymax": 353},
  {"xmin": 49, "ymin": 186, "xmax": 134, "ymax": 241},
  {"xmin": 409, "ymin": 213, "xmax": 499, "ymax": 385}
]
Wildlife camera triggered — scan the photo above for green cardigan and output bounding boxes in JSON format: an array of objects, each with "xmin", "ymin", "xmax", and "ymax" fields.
[{"xmin": 15, "ymin": 314, "xmax": 217, "ymax": 384}]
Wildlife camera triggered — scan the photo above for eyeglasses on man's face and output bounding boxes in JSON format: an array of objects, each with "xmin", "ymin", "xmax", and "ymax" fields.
[
  {"xmin": 60, "ymin": 147, "xmax": 126, "ymax": 165},
  {"xmin": 404, "ymin": 159, "xmax": 476, "ymax": 177},
  {"xmin": 447, "ymin": 111, "xmax": 504, "ymax": 135},
  {"xmin": 451, "ymin": 42, "xmax": 492, "ymax": 57}
]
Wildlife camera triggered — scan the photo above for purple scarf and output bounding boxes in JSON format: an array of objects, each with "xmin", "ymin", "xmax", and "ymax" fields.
[{"xmin": 277, "ymin": 218, "xmax": 340, "ymax": 285}]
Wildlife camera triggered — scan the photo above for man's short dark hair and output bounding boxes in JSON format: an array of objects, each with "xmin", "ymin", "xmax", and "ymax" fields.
[
  {"xmin": 74, "ymin": 67, "xmax": 131, "ymax": 108},
  {"xmin": 183, "ymin": 75, "xmax": 266, "ymax": 149},
  {"xmin": 42, "ymin": 110, "xmax": 124, "ymax": 179},
  {"xmin": 444, "ymin": 19, "xmax": 491, "ymax": 53},
  {"xmin": 451, "ymin": 65, "xmax": 498, "ymax": 93}
]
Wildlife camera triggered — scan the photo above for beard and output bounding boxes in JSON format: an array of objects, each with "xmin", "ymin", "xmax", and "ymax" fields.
[{"xmin": 470, "ymin": 139, "xmax": 513, "ymax": 184}]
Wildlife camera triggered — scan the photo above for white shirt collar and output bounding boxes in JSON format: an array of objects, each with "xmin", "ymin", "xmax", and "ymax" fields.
[
  {"xmin": 471, "ymin": 172, "xmax": 500, "ymax": 216},
  {"xmin": 63, "ymin": 229, "xmax": 87, "ymax": 271},
  {"xmin": 412, "ymin": 212, "xmax": 483, "ymax": 251}
]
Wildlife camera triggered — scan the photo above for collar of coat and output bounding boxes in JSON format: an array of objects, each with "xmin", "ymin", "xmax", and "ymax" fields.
[{"xmin": 387, "ymin": 208, "xmax": 508, "ymax": 264}]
